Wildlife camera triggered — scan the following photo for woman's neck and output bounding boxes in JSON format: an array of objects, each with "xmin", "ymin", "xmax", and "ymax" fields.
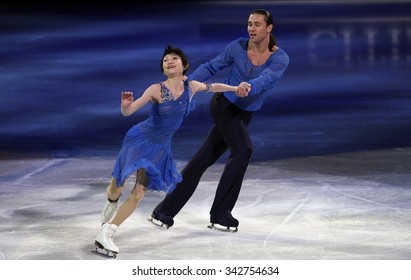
[{"xmin": 164, "ymin": 76, "xmax": 184, "ymax": 92}]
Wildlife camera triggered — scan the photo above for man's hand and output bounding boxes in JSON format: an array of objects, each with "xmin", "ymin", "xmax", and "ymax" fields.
[{"xmin": 236, "ymin": 82, "xmax": 251, "ymax": 97}]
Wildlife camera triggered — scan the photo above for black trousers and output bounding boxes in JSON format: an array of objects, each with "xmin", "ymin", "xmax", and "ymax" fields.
[{"xmin": 154, "ymin": 92, "xmax": 253, "ymax": 220}]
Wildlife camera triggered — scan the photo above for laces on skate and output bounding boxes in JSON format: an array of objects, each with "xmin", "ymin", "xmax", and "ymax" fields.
[{"xmin": 101, "ymin": 198, "xmax": 120, "ymax": 225}]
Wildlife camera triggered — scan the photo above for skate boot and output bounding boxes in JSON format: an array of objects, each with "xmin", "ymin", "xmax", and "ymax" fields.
[
  {"xmin": 148, "ymin": 211, "xmax": 174, "ymax": 229},
  {"xmin": 100, "ymin": 196, "xmax": 120, "ymax": 225},
  {"xmin": 92, "ymin": 223, "xmax": 119, "ymax": 258},
  {"xmin": 208, "ymin": 213, "xmax": 239, "ymax": 232}
]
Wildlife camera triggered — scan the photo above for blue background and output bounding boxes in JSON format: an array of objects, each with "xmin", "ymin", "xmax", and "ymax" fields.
[{"xmin": 1, "ymin": 1, "xmax": 410, "ymax": 161}]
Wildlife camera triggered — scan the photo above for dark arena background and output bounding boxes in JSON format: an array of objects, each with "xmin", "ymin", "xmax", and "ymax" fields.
[{"xmin": 1, "ymin": 0, "xmax": 411, "ymax": 270}]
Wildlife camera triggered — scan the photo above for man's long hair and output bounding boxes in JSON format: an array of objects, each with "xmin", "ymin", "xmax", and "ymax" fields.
[{"xmin": 251, "ymin": 9, "xmax": 276, "ymax": 51}]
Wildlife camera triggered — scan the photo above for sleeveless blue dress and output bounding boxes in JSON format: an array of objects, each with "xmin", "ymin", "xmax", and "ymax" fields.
[{"xmin": 112, "ymin": 80, "xmax": 195, "ymax": 193}]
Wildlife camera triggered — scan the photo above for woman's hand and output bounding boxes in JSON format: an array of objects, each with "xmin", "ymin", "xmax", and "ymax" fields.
[{"xmin": 121, "ymin": 91, "xmax": 134, "ymax": 107}]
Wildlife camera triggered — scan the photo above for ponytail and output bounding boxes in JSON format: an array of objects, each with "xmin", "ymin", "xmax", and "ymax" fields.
[{"xmin": 269, "ymin": 33, "xmax": 276, "ymax": 51}]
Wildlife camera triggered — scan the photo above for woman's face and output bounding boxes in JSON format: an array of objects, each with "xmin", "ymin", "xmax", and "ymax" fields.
[{"xmin": 162, "ymin": 53, "xmax": 184, "ymax": 76}]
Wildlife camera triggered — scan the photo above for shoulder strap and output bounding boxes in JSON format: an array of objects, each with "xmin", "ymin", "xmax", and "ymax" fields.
[{"xmin": 184, "ymin": 79, "xmax": 195, "ymax": 102}]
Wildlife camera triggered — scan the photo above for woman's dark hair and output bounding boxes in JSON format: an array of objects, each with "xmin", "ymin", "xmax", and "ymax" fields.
[
  {"xmin": 251, "ymin": 9, "xmax": 277, "ymax": 50},
  {"xmin": 161, "ymin": 45, "xmax": 189, "ymax": 75}
]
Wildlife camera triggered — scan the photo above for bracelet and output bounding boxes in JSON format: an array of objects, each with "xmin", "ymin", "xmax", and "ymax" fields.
[{"xmin": 204, "ymin": 82, "xmax": 213, "ymax": 92}]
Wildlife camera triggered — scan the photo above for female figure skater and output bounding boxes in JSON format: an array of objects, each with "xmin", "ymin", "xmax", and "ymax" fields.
[{"xmin": 93, "ymin": 45, "xmax": 248, "ymax": 258}]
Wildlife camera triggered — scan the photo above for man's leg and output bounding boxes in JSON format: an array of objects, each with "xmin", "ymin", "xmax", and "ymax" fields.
[{"xmin": 209, "ymin": 96, "xmax": 253, "ymax": 227}]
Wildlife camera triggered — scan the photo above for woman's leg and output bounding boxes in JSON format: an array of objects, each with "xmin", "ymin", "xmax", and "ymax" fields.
[
  {"xmin": 95, "ymin": 169, "xmax": 148, "ymax": 256},
  {"xmin": 106, "ymin": 177, "xmax": 123, "ymax": 201},
  {"xmin": 111, "ymin": 169, "xmax": 147, "ymax": 226},
  {"xmin": 101, "ymin": 177, "xmax": 124, "ymax": 224}
]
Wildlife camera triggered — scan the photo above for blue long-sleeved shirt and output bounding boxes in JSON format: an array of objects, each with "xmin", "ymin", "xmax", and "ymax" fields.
[{"xmin": 188, "ymin": 37, "xmax": 289, "ymax": 112}]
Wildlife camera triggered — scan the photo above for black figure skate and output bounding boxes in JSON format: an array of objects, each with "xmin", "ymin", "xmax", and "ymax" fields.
[
  {"xmin": 208, "ymin": 214, "xmax": 239, "ymax": 233},
  {"xmin": 148, "ymin": 212, "xmax": 174, "ymax": 230}
]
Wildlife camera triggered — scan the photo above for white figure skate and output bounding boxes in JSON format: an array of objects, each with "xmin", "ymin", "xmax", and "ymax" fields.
[{"xmin": 92, "ymin": 223, "xmax": 119, "ymax": 258}]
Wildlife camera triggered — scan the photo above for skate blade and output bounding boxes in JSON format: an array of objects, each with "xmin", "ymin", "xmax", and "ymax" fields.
[
  {"xmin": 91, "ymin": 247, "xmax": 117, "ymax": 259},
  {"xmin": 147, "ymin": 217, "xmax": 170, "ymax": 230},
  {"xmin": 207, "ymin": 223, "xmax": 238, "ymax": 233}
]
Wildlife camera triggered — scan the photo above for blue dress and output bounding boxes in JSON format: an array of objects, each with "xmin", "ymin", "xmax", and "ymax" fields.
[{"xmin": 112, "ymin": 80, "xmax": 195, "ymax": 193}]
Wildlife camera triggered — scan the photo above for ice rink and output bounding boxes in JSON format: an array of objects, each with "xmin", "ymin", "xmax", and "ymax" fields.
[{"xmin": 1, "ymin": 147, "xmax": 410, "ymax": 260}]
